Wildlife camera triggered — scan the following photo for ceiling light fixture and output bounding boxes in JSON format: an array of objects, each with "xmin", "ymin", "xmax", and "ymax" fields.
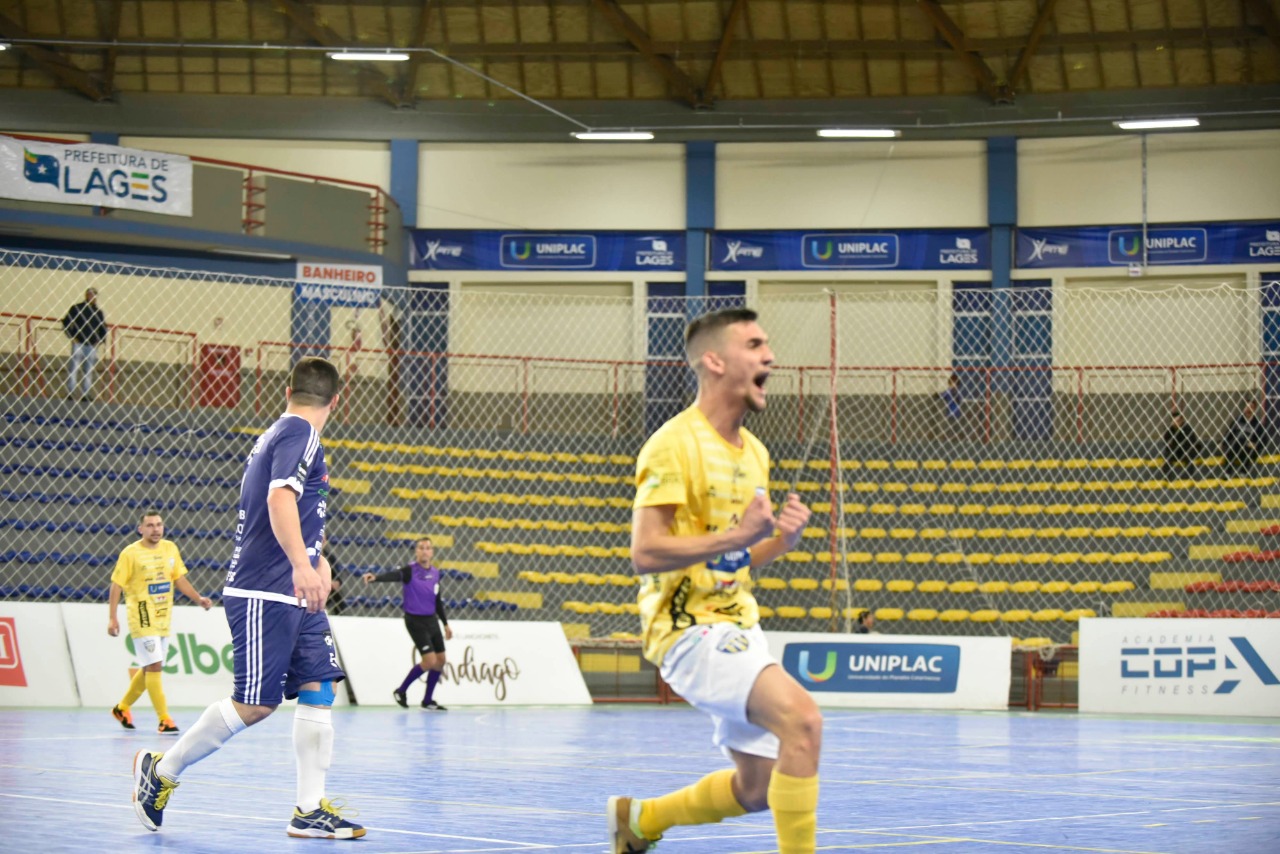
[
  {"xmin": 817, "ymin": 129, "xmax": 901, "ymax": 139},
  {"xmin": 327, "ymin": 51, "xmax": 410, "ymax": 62},
  {"xmin": 1112, "ymin": 118, "xmax": 1200, "ymax": 131},
  {"xmin": 572, "ymin": 131, "xmax": 655, "ymax": 141}
]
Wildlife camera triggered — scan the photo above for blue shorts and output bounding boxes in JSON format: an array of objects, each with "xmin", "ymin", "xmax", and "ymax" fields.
[{"xmin": 224, "ymin": 595, "xmax": 345, "ymax": 706}]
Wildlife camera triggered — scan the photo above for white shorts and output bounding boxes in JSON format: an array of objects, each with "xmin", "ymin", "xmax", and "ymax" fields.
[
  {"xmin": 660, "ymin": 622, "xmax": 780, "ymax": 760},
  {"xmin": 132, "ymin": 635, "xmax": 170, "ymax": 668}
]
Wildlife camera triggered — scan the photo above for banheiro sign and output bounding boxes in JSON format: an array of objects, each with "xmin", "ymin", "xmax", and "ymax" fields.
[
  {"xmin": 295, "ymin": 262, "xmax": 382, "ymax": 307},
  {"xmin": 1080, "ymin": 618, "xmax": 1280, "ymax": 716}
]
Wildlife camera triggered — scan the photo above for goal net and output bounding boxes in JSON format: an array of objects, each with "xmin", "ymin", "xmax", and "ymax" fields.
[{"xmin": 2, "ymin": 249, "xmax": 1278, "ymax": 643}]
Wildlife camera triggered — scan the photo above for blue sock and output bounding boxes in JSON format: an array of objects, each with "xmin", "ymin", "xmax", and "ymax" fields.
[
  {"xmin": 424, "ymin": 669, "xmax": 441, "ymax": 703},
  {"xmin": 398, "ymin": 664, "xmax": 424, "ymax": 694}
]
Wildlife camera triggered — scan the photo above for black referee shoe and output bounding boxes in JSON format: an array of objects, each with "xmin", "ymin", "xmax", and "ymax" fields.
[
  {"xmin": 392, "ymin": 689, "xmax": 407, "ymax": 708},
  {"xmin": 421, "ymin": 700, "xmax": 447, "ymax": 711}
]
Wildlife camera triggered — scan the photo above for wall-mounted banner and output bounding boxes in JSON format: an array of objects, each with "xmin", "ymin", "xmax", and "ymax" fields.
[
  {"xmin": 0, "ymin": 135, "xmax": 193, "ymax": 217},
  {"xmin": 710, "ymin": 229, "xmax": 989, "ymax": 271},
  {"xmin": 1079, "ymin": 618, "xmax": 1280, "ymax": 717},
  {"xmin": 410, "ymin": 230, "xmax": 686, "ymax": 272},
  {"xmin": 1016, "ymin": 221, "xmax": 1280, "ymax": 269},
  {"xmin": 295, "ymin": 262, "xmax": 383, "ymax": 307},
  {"xmin": 765, "ymin": 632, "xmax": 1010, "ymax": 709}
]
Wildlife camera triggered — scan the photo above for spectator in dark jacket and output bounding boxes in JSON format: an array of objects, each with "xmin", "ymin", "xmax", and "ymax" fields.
[
  {"xmin": 61, "ymin": 287, "xmax": 107, "ymax": 400},
  {"xmin": 1161, "ymin": 410, "xmax": 1203, "ymax": 475},
  {"xmin": 1223, "ymin": 401, "xmax": 1260, "ymax": 473}
]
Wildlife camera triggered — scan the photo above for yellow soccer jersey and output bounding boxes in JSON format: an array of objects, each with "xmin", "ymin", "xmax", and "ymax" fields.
[
  {"xmin": 633, "ymin": 405, "xmax": 770, "ymax": 664},
  {"xmin": 111, "ymin": 539, "xmax": 188, "ymax": 638}
]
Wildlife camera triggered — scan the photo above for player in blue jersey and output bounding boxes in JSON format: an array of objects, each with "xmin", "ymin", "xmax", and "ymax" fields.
[
  {"xmin": 362, "ymin": 537, "xmax": 453, "ymax": 710},
  {"xmin": 132, "ymin": 357, "xmax": 364, "ymax": 840}
]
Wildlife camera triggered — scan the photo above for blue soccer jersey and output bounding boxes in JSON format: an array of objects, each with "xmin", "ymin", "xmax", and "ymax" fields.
[{"xmin": 224, "ymin": 413, "xmax": 328, "ymax": 604}]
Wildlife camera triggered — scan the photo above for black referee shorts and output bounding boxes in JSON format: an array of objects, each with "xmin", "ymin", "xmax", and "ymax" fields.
[{"xmin": 405, "ymin": 613, "xmax": 446, "ymax": 655}]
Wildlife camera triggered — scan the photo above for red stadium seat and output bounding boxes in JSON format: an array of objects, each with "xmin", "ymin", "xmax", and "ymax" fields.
[
  {"xmin": 1241, "ymin": 609, "xmax": 1268, "ymax": 618},
  {"xmin": 1209, "ymin": 609, "xmax": 1242, "ymax": 618},
  {"xmin": 1269, "ymin": 611, "xmax": 1280, "ymax": 618},
  {"xmin": 1251, "ymin": 550, "xmax": 1280, "ymax": 562},
  {"xmin": 1218, "ymin": 580, "xmax": 1248, "ymax": 592},
  {"xmin": 1185, "ymin": 581, "xmax": 1217, "ymax": 593},
  {"xmin": 1243, "ymin": 581, "xmax": 1273, "ymax": 593},
  {"xmin": 1146, "ymin": 609, "xmax": 1182, "ymax": 617},
  {"xmin": 1184, "ymin": 609, "xmax": 1211, "ymax": 618},
  {"xmin": 1222, "ymin": 551, "xmax": 1253, "ymax": 563},
  {"xmin": 1261, "ymin": 525, "xmax": 1280, "ymax": 536}
]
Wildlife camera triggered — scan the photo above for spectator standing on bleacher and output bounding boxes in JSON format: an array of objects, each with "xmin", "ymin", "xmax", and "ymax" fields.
[
  {"xmin": 938, "ymin": 372, "xmax": 963, "ymax": 442},
  {"xmin": 1223, "ymin": 400, "xmax": 1260, "ymax": 473},
  {"xmin": 362, "ymin": 536, "xmax": 452, "ymax": 710},
  {"xmin": 107, "ymin": 511, "xmax": 213, "ymax": 734},
  {"xmin": 853, "ymin": 610, "xmax": 877, "ymax": 634},
  {"xmin": 1161, "ymin": 410, "xmax": 1203, "ymax": 475},
  {"xmin": 61, "ymin": 287, "xmax": 107, "ymax": 401}
]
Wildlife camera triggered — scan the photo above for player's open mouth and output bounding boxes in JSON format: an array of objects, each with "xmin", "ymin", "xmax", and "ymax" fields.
[{"xmin": 753, "ymin": 372, "xmax": 769, "ymax": 391}]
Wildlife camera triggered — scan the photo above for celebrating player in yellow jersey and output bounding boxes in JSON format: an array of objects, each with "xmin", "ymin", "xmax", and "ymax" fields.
[
  {"xmin": 108, "ymin": 511, "xmax": 212, "ymax": 734},
  {"xmin": 609, "ymin": 307, "xmax": 819, "ymax": 854}
]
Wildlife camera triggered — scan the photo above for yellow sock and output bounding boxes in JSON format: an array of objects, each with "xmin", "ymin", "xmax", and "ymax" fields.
[
  {"xmin": 638, "ymin": 768, "xmax": 745, "ymax": 838},
  {"xmin": 144, "ymin": 671, "xmax": 170, "ymax": 720},
  {"xmin": 119, "ymin": 669, "xmax": 146, "ymax": 709},
  {"xmin": 767, "ymin": 770, "xmax": 819, "ymax": 854}
]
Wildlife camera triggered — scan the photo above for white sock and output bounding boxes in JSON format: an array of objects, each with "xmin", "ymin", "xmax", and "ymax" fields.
[
  {"xmin": 156, "ymin": 698, "xmax": 246, "ymax": 781},
  {"xmin": 294, "ymin": 705, "xmax": 334, "ymax": 813}
]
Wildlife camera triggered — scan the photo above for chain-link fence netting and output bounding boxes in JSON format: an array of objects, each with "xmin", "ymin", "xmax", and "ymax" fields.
[{"xmin": 3, "ymin": 249, "xmax": 1279, "ymax": 641}]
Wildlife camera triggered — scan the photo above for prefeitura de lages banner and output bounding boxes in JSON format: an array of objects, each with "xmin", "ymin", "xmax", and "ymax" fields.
[{"xmin": 0, "ymin": 136, "xmax": 193, "ymax": 217}]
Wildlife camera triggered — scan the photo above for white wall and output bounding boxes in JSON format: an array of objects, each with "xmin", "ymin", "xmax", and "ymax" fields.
[
  {"xmin": 717, "ymin": 141, "xmax": 988, "ymax": 229},
  {"xmin": 122, "ymin": 137, "xmax": 391, "ymax": 194},
  {"xmin": 417, "ymin": 143, "xmax": 686, "ymax": 229},
  {"xmin": 1019, "ymin": 130, "xmax": 1280, "ymax": 226}
]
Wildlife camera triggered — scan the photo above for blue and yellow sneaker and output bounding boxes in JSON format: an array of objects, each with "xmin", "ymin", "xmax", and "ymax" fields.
[
  {"xmin": 132, "ymin": 750, "xmax": 178, "ymax": 831},
  {"xmin": 287, "ymin": 798, "xmax": 366, "ymax": 839}
]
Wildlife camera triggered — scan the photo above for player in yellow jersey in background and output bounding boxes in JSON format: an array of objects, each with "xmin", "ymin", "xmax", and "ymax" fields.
[
  {"xmin": 108, "ymin": 511, "xmax": 212, "ymax": 734},
  {"xmin": 609, "ymin": 307, "xmax": 820, "ymax": 854}
]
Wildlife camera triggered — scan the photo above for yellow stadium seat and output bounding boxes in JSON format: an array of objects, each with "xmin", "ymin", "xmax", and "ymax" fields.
[
  {"xmin": 1011, "ymin": 580, "xmax": 1041, "ymax": 593},
  {"xmin": 906, "ymin": 552, "xmax": 933, "ymax": 564},
  {"xmin": 1001, "ymin": 609, "xmax": 1032, "ymax": 622},
  {"xmin": 979, "ymin": 580, "xmax": 1010, "ymax": 594},
  {"xmin": 871, "ymin": 503, "xmax": 896, "ymax": 514},
  {"xmin": 757, "ymin": 577, "xmax": 788, "ymax": 590},
  {"xmin": 917, "ymin": 580, "xmax": 948, "ymax": 593},
  {"xmin": 911, "ymin": 483, "xmax": 937, "ymax": 493},
  {"xmin": 924, "ymin": 460, "xmax": 948, "ymax": 470},
  {"xmin": 605, "ymin": 573, "xmax": 637, "ymax": 586},
  {"xmin": 948, "ymin": 527, "xmax": 977, "ymax": 539},
  {"xmin": 900, "ymin": 503, "xmax": 928, "ymax": 514},
  {"xmin": 930, "ymin": 503, "xmax": 957, "ymax": 514},
  {"xmin": 891, "ymin": 528, "xmax": 917, "ymax": 539},
  {"xmin": 1044, "ymin": 504, "xmax": 1073, "ymax": 515},
  {"xmin": 861, "ymin": 528, "xmax": 887, "ymax": 538},
  {"xmin": 1032, "ymin": 608, "xmax": 1065, "ymax": 622},
  {"xmin": 883, "ymin": 483, "xmax": 908, "ymax": 494},
  {"xmin": 548, "ymin": 571, "xmax": 577, "ymax": 584},
  {"xmin": 1007, "ymin": 527, "xmax": 1035, "ymax": 538},
  {"xmin": 790, "ymin": 578, "xmax": 820, "ymax": 591},
  {"xmin": 965, "ymin": 553, "xmax": 993, "ymax": 565},
  {"xmin": 936, "ymin": 552, "xmax": 965, "ymax": 564},
  {"xmin": 1110, "ymin": 552, "xmax": 1139, "ymax": 564},
  {"xmin": 1095, "ymin": 527, "xmax": 1122, "ymax": 538},
  {"xmin": 970, "ymin": 609, "xmax": 1000, "ymax": 622},
  {"xmin": 1082, "ymin": 552, "xmax": 1111, "ymax": 564},
  {"xmin": 952, "ymin": 460, "xmax": 977, "ymax": 470},
  {"xmin": 562, "ymin": 601, "xmax": 595, "ymax": 614},
  {"xmin": 854, "ymin": 578, "xmax": 884, "ymax": 592},
  {"xmin": 908, "ymin": 608, "xmax": 938, "ymax": 622},
  {"xmin": 776, "ymin": 606, "xmax": 808, "ymax": 619},
  {"xmin": 1075, "ymin": 503, "xmax": 1103, "ymax": 513},
  {"xmin": 887, "ymin": 579, "xmax": 916, "ymax": 592},
  {"xmin": 995, "ymin": 553, "xmax": 1023, "ymax": 565},
  {"xmin": 787, "ymin": 552, "xmax": 814, "ymax": 563},
  {"xmin": 949, "ymin": 580, "xmax": 979, "ymax": 593},
  {"xmin": 843, "ymin": 607, "xmax": 870, "ymax": 620},
  {"xmin": 1140, "ymin": 552, "xmax": 1172, "ymax": 563},
  {"xmin": 1064, "ymin": 608, "xmax": 1097, "ymax": 621},
  {"xmin": 577, "ymin": 573, "xmax": 606, "ymax": 585},
  {"xmin": 847, "ymin": 552, "xmax": 873, "ymax": 563},
  {"xmin": 1017, "ymin": 503, "xmax": 1045, "ymax": 514},
  {"xmin": 939, "ymin": 609, "xmax": 970, "ymax": 622},
  {"xmin": 1035, "ymin": 459, "xmax": 1061, "ymax": 469},
  {"xmin": 876, "ymin": 552, "xmax": 903, "ymax": 564},
  {"xmin": 595, "ymin": 602, "xmax": 626, "ymax": 615},
  {"xmin": 1101, "ymin": 580, "xmax": 1136, "ymax": 593},
  {"xmin": 802, "ymin": 526, "xmax": 826, "ymax": 539},
  {"xmin": 960, "ymin": 504, "xmax": 986, "ymax": 515},
  {"xmin": 920, "ymin": 528, "xmax": 947, "ymax": 539},
  {"xmin": 809, "ymin": 607, "xmax": 834, "ymax": 620},
  {"xmin": 866, "ymin": 460, "xmax": 890, "ymax": 470},
  {"xmin": 1071, "ymin": 581, "xmax": 1101, "ymax": 593},
  {"xmin": 1025, "ymin": 552, "xmax": 1052, "ymax": 564},
  {"xmin": 1123, "ymin": 526, "xmax": 1152, "ymax": 537},
  {"xmin": 874, "ymin": 608, "xmax": 904, "ymax": 621},
  {"xmin": 517, "ymin": 570, "xmax": 551, "ymax": 584},
  {"xmin": 821, "ymin": 578, "xmax": 850, "ymax": 591},
  {"xmin": 979, "ymin": 527, "xmax": 1007, "ymax": 539},
  {"xmin": 1041, "ymin": 581, "xmax": 1071, "ymax": 594},
  {"xmin": 757, "ymin": 606, "xmax": 776, "ymax": 619},
  {"xmin": 560, "ymin": 546, "xmax": 587, "ymax": 557}
]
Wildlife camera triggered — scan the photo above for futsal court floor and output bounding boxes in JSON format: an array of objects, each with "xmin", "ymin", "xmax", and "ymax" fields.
[{"xmin": 1, "ymin": 705, "xmax": 1277, "ymax": 853}]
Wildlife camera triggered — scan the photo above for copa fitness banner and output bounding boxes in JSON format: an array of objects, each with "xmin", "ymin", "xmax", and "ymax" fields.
[
  {"xmin": 1079, "ymin": 618, "xmax": 1280, "ymax": 717},
  {"xmin": 410, "ymin": 230, "xmax": 685, "ymax": 271},
  {"xmin": 710, "ymin": 229, "xmax": 990, "ymax": 271},
  {"xmin": 1016, "ymin": 221, "xmax": 1280, "ymax": 268},
  {"xmin": 766, "ymin": 631, "xmax": 1011, "ymax": 709},
  {"xmin": 0, "ymin": 136, "xmax": 193, "ymax": 217}
]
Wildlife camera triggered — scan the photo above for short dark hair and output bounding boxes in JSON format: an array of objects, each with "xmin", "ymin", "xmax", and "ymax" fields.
[
  {"xmin": 415, "ymin": 537, "xmax": 433, "ymax": 547},
  {"xmin": 288, "ymin": 357, "xmax": 341, "ymax": 407},
  {"xmin": 685, "ymin": 307, "xmax": 758, "ymax": 358},
  {"xmin": 139, "ymin": 510, "xmax": 162, "ymax": 523}
]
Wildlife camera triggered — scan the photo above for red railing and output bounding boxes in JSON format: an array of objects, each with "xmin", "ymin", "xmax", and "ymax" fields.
[{"xmin": 6, "ymin": 134, "xmax": 396, "ymax": 255}]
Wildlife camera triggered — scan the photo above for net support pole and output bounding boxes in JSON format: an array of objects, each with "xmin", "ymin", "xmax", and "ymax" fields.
[{"xmin": 826, "ymin": 290, "xmax": 841, "ymax": 632}]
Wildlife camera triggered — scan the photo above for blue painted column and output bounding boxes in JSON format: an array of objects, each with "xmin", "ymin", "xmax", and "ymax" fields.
[
  {"xmin": 988, "ymin": 137, "xmax": 1017, "ymax": 390},
  {"xmin": 389, "ymin": 139, "xmax": 419, "ymax": 228},
  {"xmin": 89, "ymin": 133, "xmax": 120, "ymax": 146},
  {"xmin": 685, "ymin": 142, "xmax": 715, "ymax": 299}
]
